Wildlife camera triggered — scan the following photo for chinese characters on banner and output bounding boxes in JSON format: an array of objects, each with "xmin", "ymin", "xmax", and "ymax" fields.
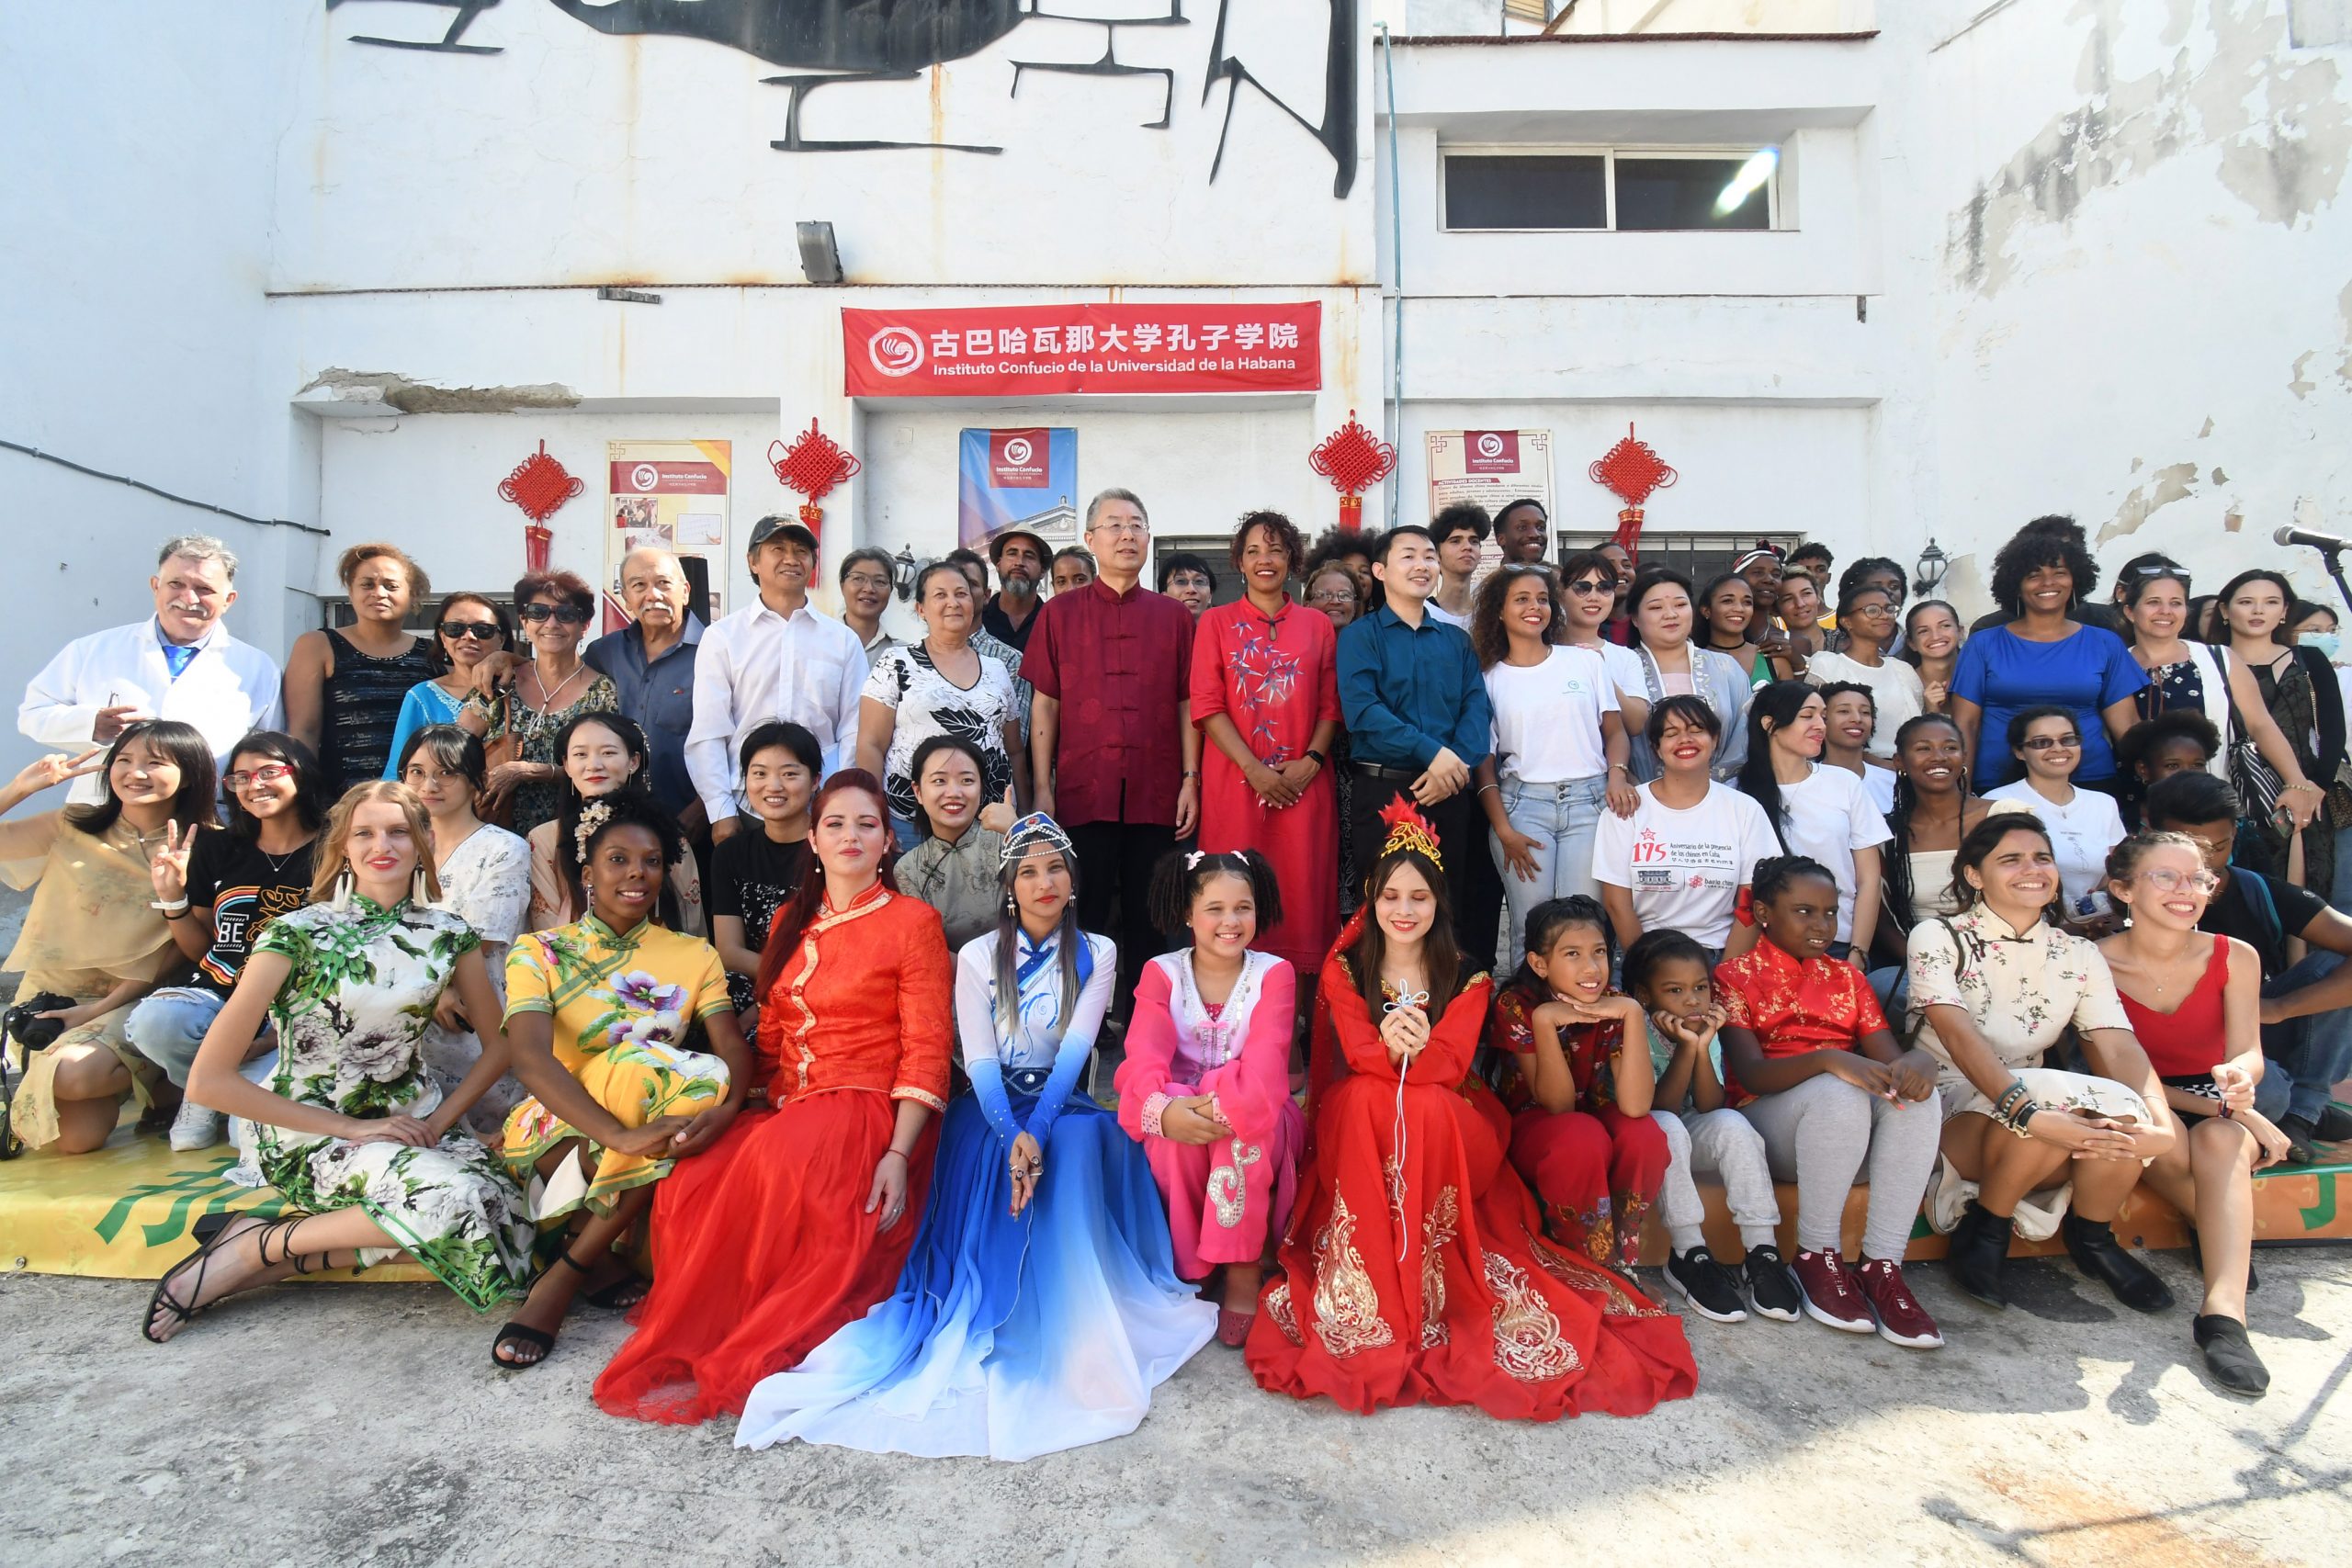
[
  {"xmin": 958, "ymin": 428, "xmax": 1080, "ymax": 551},
  {"xmin": 843, "ymin": 303, "xmax": 1321, "ymax": 398},
  {"xmin": 606, "ymin": 441, "xmax": 731, "ymax": 632},
  {"xmin": 1425, "ymin": 430, "xmax": 1555, "ymax": 581}
]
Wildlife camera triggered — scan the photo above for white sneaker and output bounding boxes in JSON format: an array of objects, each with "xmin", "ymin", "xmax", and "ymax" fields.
[{"xmin": 167, "ymin": 1100, "xmax": 224, "ymax": 1152}]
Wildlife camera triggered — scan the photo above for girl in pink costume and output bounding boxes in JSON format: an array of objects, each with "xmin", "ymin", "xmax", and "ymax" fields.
[{"xmin": 1117, "ymin": 849, "xmax": 1306, "ymax": 1346}]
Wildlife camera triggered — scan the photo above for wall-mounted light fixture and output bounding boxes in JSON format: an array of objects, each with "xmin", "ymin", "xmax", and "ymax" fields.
[
  {"xmin": 1915, "ymin": 539, "xmax": 1950, "ymax": 599},
  {"xmin": 797, "ymin": 221, "xmax": 843, "ymax": 286},
  {"xmin": 891, "ymin": 544, "xmax": 920, "ymax": 601}
]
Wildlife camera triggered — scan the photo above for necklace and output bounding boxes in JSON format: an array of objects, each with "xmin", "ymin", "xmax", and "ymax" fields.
[
  {"xmin": 257, "ymin": 838, "xmax": 308, "ymax": 879},
  {"xmin": 517, "ymin": 660, "xmax": 589, "ymax": 739}
]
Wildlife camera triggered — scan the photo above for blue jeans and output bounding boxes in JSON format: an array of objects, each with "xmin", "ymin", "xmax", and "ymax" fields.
[
  {"xmin": 124, "ymin": 987, "xmax": 228, "ymax": 1089},
  {"xmin": 2256, "ymin": 951, "xmax": 2352, "ymax": 1125},
  {"xmin": 1490, "ymin": 774, "xmax": 1607, "ymax": 964}
]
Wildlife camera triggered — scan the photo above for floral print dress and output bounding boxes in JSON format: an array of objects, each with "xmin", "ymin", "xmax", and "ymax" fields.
[
  {"xmin": 861, "ymin": 641, "xmax": 1019, "ymax": 826},
  {"xmin": 500, "ymin": 916, "xmax": 734, "ymax": 1224},
  {"xmin": 250, "ymin": 898, "xmax": 534, "ymax": 1310}
]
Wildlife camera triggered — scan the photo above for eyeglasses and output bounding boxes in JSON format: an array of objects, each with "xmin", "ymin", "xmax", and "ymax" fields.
[
  {"xmin": 438, "ymin": 621, "xmax": 503, "ymax": 641},
  {"xmin": 224, "ymin": 763, "xmax": 293, "ymax": 789},
  {"xmin": 1565, "ymin": 579, "xmax": 1613, "ymax": 596},
  {"xmin": 2019, "ymin": 734, "xmax": 2081, "ymax": 750},
  {"xmin": 2138, "ymin": 867, "xmax": 2220, "ymax": 895},
  {"xmin": 1308, "ymin": 589, "xmax": 1357, "ymax": 606},
  {"xmin": 842, "ymin": 572, "xmax": 892, "ymax": 592},
  {"xmin": 518, "ymin": 603, "xmax": 591, "ymax": 625}
]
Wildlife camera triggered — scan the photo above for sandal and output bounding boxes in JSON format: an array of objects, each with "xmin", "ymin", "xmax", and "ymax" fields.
[
  {"xmin": 1216, "ymin": 1306, "xmax": 1255, "ymax": 1348},
  {"xmin": 583, "ymin": 1270, "xmax": 650, "ymax": 1312},
  {"xmin": 141, "ymin": 1213, "xmax": 302, "ymax": 1344},
  {"xmin": 491, "ymin": 1247, "xmax": 597, "ymax": 1370}
]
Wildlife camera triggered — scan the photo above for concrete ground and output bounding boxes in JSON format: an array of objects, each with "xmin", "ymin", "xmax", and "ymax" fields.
[{"xmin": 2, "ymin": 1247, "xmax": 2346, "ymax": 1568}]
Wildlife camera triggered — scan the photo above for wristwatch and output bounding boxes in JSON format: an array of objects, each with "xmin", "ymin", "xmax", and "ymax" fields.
[{"xmin": 1306, "ymin": 749, "xmax": 1328, "ymax": 766}]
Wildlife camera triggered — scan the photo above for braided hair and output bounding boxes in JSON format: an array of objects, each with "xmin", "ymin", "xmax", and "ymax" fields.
[{"xmin": 1880, "ymin": 711, "xmax": 1968, "ymax": 931}]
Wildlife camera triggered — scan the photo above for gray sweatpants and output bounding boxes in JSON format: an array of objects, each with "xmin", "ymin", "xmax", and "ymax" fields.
[
  {"xmin": 1654, "ymin": 1108, "xmax": 1781, "ymax": 1257},
  {"xmin": 1738, "ymin": 1073, "xmax": 1939, "ymax": 1262}
]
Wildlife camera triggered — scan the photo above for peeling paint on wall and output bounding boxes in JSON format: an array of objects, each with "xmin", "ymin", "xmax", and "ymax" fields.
[
  {"xmin": 2292, "ymin": 349, "xmax": 2319, "ymax": 397},
  {"xmin": 298, "ymin": 369, "xmax": 583, "ymax": 414},
  {"xmin": 2099, "ymin": 458, "xmax": 2200, "ymax": 542},
  {"xmin": 1949, "ymin": 0, "xmax": 2351, "ymax": 295}
]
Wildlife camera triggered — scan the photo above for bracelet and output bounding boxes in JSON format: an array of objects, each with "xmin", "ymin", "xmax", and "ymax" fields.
[
  {"xmin": 150, "ymin": 898, "xmax": 191, "ymax": 916},
  {"xmin": 2003, "ymin": 1099, "xmax": 2042, "ymax": 1138},
  {"xmin": 1306, "ymin": 749, "xmax": 1328, "ymax": 766},
  {"xmin": 1477, "ymin": 783, "xmax": 1499, "ymax": 795},
  {"xmin": 879, "ymin": 1148, "xmax": 910, "ymax": 1165},
  {"xmin": 1182, "ymin": 770, "xmax": 1201, "ymax": 779}
]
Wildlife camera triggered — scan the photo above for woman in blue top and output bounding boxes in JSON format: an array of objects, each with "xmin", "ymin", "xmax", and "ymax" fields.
[
  {"xmin": 1951, "ymin": 517, "xmax": 2148, "ymax": 791},
  {"xmin": 380, "ymin": 593, "xmax": 514, "ymax": 780},
  {"xmin": 732, "ymin": 813, "xmax": 1215, "ymax": 1461}
]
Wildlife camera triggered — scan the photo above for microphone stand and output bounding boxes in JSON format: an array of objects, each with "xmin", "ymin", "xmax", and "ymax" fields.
[{"xmin": 2322, "ymin": 546, "xmax": 2352, "ymax": 616}]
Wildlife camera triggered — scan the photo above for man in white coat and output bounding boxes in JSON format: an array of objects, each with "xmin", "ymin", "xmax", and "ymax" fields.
[{"xmin": 18, "ymin": 534, "xmax": 283, "ymax": 802}]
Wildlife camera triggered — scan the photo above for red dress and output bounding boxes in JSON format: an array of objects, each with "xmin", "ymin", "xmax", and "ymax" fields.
[
  {"xmin": 1488, "ymin": 982, "xmax": 1668, "ymax": 1271},
  {"xmin": 1245, "ymin": 931, "xmax": 1697, "ymax": 1419},
  {"xmin": 594, "ymin": 885, "xmax": 955, "ymax": 1423},
  {"xmin": 1189, "ymin": 597, "xmax": 1341, "ymax": 976}
]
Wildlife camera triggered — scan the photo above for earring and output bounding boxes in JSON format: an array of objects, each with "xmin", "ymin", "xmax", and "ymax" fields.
[
  {"xmin": 1004, "ymin": 891, "xmax": 1017, "ymax": 916},
  {"xmin": 412, "ymin": 865, "xmax": 430, "ymax": 907},
  {"xmin": 331, "ymin": 868, "xmax": 355, "ymax": 912}
]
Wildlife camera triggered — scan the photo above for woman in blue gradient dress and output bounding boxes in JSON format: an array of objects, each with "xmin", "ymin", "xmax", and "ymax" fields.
[{"xmin": 733, "ymin": 814, "xmax": 1216, "ymax": 1461}]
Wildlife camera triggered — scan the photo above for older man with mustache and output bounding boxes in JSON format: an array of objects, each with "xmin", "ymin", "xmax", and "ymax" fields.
[{"xmin": 18, "ymin": 534, "xmax": 281, "ymax": 804}]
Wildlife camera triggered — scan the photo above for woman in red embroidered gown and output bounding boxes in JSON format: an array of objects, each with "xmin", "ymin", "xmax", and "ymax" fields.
[
  {"xmin": 1189, "ymin": 509, "xmax": 1341, "ymax": 983},
  {"xmin": 1245, "ymin": 801, "xmax": 1697, "ymax": 1419},
  {"xmin": 595, "ymin": 771, "xmax": 954, "ymax": 1423}
]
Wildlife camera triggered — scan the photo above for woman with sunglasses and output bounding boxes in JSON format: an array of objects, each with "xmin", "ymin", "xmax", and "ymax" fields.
[
  {"xmin": 459, "ymin": 570, "xmax": 618, "ymax": 837},
  {"xmin": 1985, "ymin": 706, "xmax": 2126, "ymax": 931},
  {"xmin": 1557, "ymin": 549, "xmax": 1650, "ymax": 742},
  {"xmin": 382, "ymin": 592, "xmax": 514, "ymax": 784},
  {"xmin": 2098, "ymin": 832, "xmax": 2288, "ymax": 1396}
]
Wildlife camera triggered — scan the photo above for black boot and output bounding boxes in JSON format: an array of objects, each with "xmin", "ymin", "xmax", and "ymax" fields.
[
  {"xmin": 2193, "ymin": 1314, "xmax": 2270, "ymax": 1398},
  {"xmin": 1947, "ymin": 1200, "xmax": 2012, "ymax": 1309},
  {"xmin": 2062, "ymin": 1212, "xmax": 2175, "ymax": 1313}
]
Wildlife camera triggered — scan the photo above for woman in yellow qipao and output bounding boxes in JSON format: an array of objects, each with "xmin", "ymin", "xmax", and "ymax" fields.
[{"xmin": 492, "ymin": 792, "xmax": 751, "ymax": 1369}]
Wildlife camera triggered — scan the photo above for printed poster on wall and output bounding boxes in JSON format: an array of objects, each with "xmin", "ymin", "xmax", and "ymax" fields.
[
  {"xmin": 606, "ymin": 440, "xmax": 730, "ymax": 632},
  {"xmin": 1425, "ymin": 430, "xmax": 1554, "ymax": 579},
  {"xmin": 844, "ymin": 303, "xmax": 1321, "ymax": 398},
  {"xmin": 958, "ymin": 428, "xmax": 1080, "ymax": 552}
]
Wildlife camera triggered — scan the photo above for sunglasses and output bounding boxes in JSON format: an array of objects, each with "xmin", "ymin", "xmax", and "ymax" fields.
[
  {"xmin": 438, "ymin": 621, "xmax": 503, "ymax": 641},
  {"xmin": 2019, "ymin": 734, "xmax": 2081, "ymax": 750},
  {"xmin": 518, "ymin": 603, "xmax": 591, "ymax": 625},
  {"xmin": 224, "ymin": 763, "xmax": 294, "ymax": 789},
  {"xmin": 1565, "ymin": 579, "xmax": 1614, "ymax": 595}
]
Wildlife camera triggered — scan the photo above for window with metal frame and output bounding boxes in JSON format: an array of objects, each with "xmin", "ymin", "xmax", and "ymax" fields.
[
  {"xmin": 1555, "ymin": 532, "xmax": 1804, "ymax": 589},
  {"xmin": 1440, "ymin": 146, "xmax": 1780, "ymax": 232}
]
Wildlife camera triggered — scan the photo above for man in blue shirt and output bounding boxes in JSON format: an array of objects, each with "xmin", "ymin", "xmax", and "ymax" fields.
[
  {"xmin": 1336, "ymin": 525, "xmax": 1495, "ymax": 955},
  {"xmin": 583, "ymin": 546, "xmax": 705, "ymax": 831}
]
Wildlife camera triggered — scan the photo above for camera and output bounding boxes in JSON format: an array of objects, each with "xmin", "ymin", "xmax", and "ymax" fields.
[{"xmin": 3, "ymin": 993, "xmax": 78, "ymax": 1054}]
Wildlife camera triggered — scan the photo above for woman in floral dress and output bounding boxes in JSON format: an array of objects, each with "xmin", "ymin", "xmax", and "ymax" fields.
[
  {"xmin": 489, "ymin": 789, "xmax": 749, "ymax": 1368},
  {"xmin": 143, "ymin": 782, "xmax": 534, "ymax": 1342}
]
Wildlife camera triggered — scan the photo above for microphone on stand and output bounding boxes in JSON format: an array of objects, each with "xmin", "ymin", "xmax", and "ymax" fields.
[{"xmin": 2275, "ymin": 525, "xmax": 2352, "ymax": 553}]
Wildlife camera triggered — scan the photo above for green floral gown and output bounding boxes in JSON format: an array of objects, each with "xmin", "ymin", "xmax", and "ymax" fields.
[{"xmin": 251, "ymin": 898, "xmax": 535, "ymax": 1309}]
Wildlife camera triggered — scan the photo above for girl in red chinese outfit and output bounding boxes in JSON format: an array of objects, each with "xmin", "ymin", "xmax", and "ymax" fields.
[
  {"xmin": 1245, "ymin": 800, "xmax": 1696, "ymax": 1419},
  {"xmin": 1713, "ymin": 855, "xmax": 1944, "ymax": 1348},
  {"xmin": 594, "ymin": 771, "xmax": 955, "ymax": 1423},
  {"xmin": 1488, "ymin": 897, "xmax": 1667, "ymax": 1272},
  {"xmin": 1118, "ymin": 848, "xmax": 1306, "ymax": 1346}
]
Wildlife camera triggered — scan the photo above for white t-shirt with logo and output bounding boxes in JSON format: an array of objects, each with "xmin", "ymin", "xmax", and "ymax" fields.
[
  {"xmin": 1593, "ymin": 781, "xmax": 1780, "ymax": 949},
  {"xmin": 1985, "ymin": 779, "xmax": 2128, "ymax": 912},
  {"xmin": 1774, "ymin": 764, "xmax": 1894, "ymax": 944},
  {"xmin": 1485, "ymin": 645, "xmax": 1620, "ymax": 783}
]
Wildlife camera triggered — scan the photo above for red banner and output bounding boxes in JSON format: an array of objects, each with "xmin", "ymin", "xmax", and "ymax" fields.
[{"xmin": 843, "ymin": 303, "xmax": 1321, "ymax": 398}]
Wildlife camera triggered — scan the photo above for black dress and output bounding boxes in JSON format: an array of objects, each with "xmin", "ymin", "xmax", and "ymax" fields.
[{"xmin": 320, "ymin": 629, "xmax": 437, "ymax": 795}]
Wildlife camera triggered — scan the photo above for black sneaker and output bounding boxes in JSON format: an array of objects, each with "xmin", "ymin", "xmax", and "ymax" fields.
[
  {"xmin": 1742, "ymin": 1244, "xmax": 1802, "ymax": 1322},
  {"xmin": 2314, "ymin": 1102, "xmax": 2352, "ymax": 1145},
  {"xmin": 1665, "ymin": 1247, "xmax": 1749, "ymax": 1324},
  {"xmin": 2278, "ymin": 1114, "xmax": 2318, "ymax": 1168}
]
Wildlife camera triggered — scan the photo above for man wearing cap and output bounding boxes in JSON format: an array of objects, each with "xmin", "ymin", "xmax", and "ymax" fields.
[
  {"xmin": 981, "ymin": 527, "xmax": 1050, "ymax": 651},
  {"xmin": 1023, "ymin": 489, "xmax": 1198, "ymax": 1022},
  {"xmin": 687, "ymin": 515, "xmax": 866, "ymax": 843}
]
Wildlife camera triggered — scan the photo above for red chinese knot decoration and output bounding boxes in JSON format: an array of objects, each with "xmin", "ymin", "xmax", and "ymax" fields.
[
  {"xmin": 1588, "ymin": 423, "xmax": 1678, "ymax": 557},
  {"xmin": 769, "ymin": 419, "xmax": 861, "ymax": 545},
  {"xmin": 1308, "ymin": 409, "xmax": 1396, "ymax": 531},
  {"xmin": 498, "ymin": 439, "xmax": 584, "ymax": 525}
]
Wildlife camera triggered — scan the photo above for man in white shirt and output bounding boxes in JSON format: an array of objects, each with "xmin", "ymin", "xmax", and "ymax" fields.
[
  {"xmin": 1426, "ymin": 502, "xmax": 1488, "ymax": 630},
  {"xmin": 687, "ymin": 516, "xmax": 867, "ymax": 841},
  {"xmin": 18, "ymin": 534, "xmax": 282, "ymax": 804}
]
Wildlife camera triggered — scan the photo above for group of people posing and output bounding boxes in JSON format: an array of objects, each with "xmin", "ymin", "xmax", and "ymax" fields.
[{"xmin": 5, "ymin": 502, "xmax": 2344, "ymax": 1455}]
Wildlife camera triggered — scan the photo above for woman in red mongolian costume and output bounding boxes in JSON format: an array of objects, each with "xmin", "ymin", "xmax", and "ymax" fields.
[
  {"xmin": 595, "ymin": 770, "xmax": 954, "ymax": 1423},
  {"xmin": 1245, "ymin": 799, "xmax": 1697, "ymax": 1419}
]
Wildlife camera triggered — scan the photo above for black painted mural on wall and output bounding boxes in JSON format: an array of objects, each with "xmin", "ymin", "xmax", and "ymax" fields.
[{"xmin": 325, "ymin": 0, "xmax": 1357, "ymax": 196}]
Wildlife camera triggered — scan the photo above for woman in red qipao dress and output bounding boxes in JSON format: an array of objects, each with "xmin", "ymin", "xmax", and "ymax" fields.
[
  {"xmin": 1189, "ymin": 509, "xmax": 1340, "ymax": 989},
  {"xmin": 1245, "ymin": 800, "xmax": 1697, "ymax": 1419},
  {"xmin": 595, "ymin": 771, "xmax": 954, "ymax": 1423}
]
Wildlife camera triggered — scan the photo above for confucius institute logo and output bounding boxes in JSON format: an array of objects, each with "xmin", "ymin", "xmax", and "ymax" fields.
[
  {"xmin": 630, "ymin": 463, "xmax": 662, "ymax": 492},
  {"xmin": 869, "ymin": 326, "xmax": 925, "ymax": 378},
  {"xmin": 1003, "ymin": 437, "xmax": 1034, "ymax": 466},
  {"xmin": 1476, "ymin": 433, "xmax": 1506, "ymax": 460}
]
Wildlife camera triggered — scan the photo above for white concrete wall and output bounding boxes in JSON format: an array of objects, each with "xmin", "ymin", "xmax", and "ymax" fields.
[{"xmin": 1915, "ymin": 0, "xmax": 2352, "ymax": 615}]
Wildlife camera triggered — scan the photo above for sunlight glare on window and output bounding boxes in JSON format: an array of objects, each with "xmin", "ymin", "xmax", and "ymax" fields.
[{"xmin": 1714, "ymin": 148, "xmax": 1779, "ymax": 216}]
